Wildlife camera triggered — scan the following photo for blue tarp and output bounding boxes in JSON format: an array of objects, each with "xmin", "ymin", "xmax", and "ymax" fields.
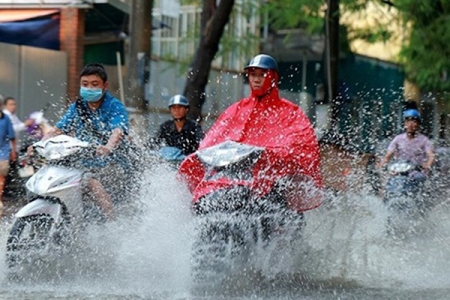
[{"xmin": 0, "ymin": 15, "xmax": 60, "ymax": 50}]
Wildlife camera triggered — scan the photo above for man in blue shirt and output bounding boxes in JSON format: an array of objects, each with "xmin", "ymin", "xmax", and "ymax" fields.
[
  {"xmin": 0, "ymin": 109, "xmax": 16, "ymax": 213},
  {"xmin": 43, "ymin": 63, "xmax": 129, "ymax": 218}
]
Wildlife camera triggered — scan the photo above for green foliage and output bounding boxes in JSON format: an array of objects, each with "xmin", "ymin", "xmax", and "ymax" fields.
[
  {"xmin": 180, "ymin": 0, "xmax": 201, "ymax": 5},
  {"xmin": 396, "ymin": 0, "xmax": 450, "ymax": 92},
  {"xmin": 264, "ymin": 0, "xmax": 325, "ymax": 34},
  {"xmin": 179, "ymin": 0, "xmax": 450, "ymax": 94},
  {"xmin": 349, "ymin": 28, "xmax": 392, "ymax": 43},
  {"xmin": 399, "ymin": 22, "xmax": 450, "ymax": 91},
  {"xmin": 175, "ymin": 0, "xmax": 259, "ymax": 72},
  {"xmin": 266, "ymin": 0, "xmax": 450, "ymax": 93},
  {"xmin": 223, "ymin": 1, "xmax": 261, "ymax": 63}
]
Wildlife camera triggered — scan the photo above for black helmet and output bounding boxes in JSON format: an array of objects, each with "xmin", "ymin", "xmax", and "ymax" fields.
[
  {"xmin": 168, "ymin": 95, "xmax": 189, "ymax": 108},
  {"xmin": 244, "ymin": 54, "xmax": 278, "ymax": 72}
]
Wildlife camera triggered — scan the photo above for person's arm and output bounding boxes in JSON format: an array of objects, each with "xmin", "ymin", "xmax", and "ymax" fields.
[
  {"xmin": 422, "ymin": 139, "xmax": 435, "ymax": 171},
  {"xmin": 14, "ymin": 121, "xmax": 27, "ymax": 133},
  {"xmin": 96, "ymin": 128, "xmax": 124, "ymax": 156},
  {"xmin": 27, "ymin": 105, "xmax": 74, "ymax": 155},
  {"xmin": 6, "ymin": 116, "xmax": 17, "ymax": 161},
  {"xmin": 48, "ymin": 103, "xmax": 77, "ymax": 140},
  {"xmin": 11, "ymin": 116, "xmax": 27, "ymax": 133},
  {"xmin": 95, "ymin": 100, "xmax": 128, "ymax": 156},
  {"xmin": 10, "ymin": 138, "xmax": 17, "ymax": 161},
  {"xmin": 422, "ymin": 149, "xmax": 435, "ymax": 171},
  {"xmin": 377, "ymin": 149, "xmax": 395, "ymax": 169},
  {"xmin": 377, "ymin": 137, "xmax": 398, "ymax": 169},
  {"xmin": 24, "ymin": 118, "xmax": 35, "ymax": 127},
  {"xmin": 42, "ymin": 127, "xmax": 63, "ymax": 141}
]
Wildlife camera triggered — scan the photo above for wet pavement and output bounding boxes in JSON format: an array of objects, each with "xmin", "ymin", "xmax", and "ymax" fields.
[{"xmin": 0, "ymin": 166, "xmax": 450, "ymax": 299}]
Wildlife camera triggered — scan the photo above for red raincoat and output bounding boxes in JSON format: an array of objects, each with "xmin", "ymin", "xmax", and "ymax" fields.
[{"xmin": 179, "ymin": 82, "xmax": 323, "ymax": 213}]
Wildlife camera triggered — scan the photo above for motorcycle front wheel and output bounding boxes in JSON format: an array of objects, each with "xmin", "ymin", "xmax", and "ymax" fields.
[{"xmin": 6, "ymin": 215, "xmax": 57, "ymax": 270}]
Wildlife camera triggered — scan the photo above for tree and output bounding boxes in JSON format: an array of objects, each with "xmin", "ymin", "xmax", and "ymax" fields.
[
  {"xmin": 326, "ymin": 0, "xmax": 340, "ymax": 128},
  {"xmin": 395, "ymin": 0, "xmax": 450, "ymax": 93},
  {"xmin": 183, "ymin": 0, "xmax": 235, "ymax": 120},
  {"xmin": 126, "ymin": 0, "xmax": 152, "ymax": 111},
  {"xmin": 266, "ymin": 0, "xmax": 342, "ymax": 127},
  {"xmin": 181, "ymin": 0, "xmax": 450, "ymax": 121},
  {"xmin": 267, "ymin": 0, "xmax": 450, "ymax": 97}
]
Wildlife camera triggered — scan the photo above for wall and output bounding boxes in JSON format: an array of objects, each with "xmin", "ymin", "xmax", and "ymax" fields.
[
  {"xmin": 59, "ymin": 7, "xmax": 84, "ymax": 100},
  {"xmin": 144, "ymin": 60, "xmax": 246, "ymax": 137},
  {"xmin": 0, "ymin": 42, "xmax": 68, "ymax": 128}
]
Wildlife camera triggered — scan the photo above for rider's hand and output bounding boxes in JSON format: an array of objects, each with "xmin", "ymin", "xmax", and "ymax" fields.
[
  {"xmin": 422, "ymin": 163, "xmax": 432, "ymax": 174},
  {"xmin": 24, "ymin": 118, "xmax": 35, "ymax": 127},
  {"xmin": 376, "ymin": 159, "xmax": 386, "ymax": 170},
  {"xmin": 10, "ymin": 151, "xmax": 17, "ymax": 162},
  {"xmin": 96, "ymin": 145, "xmax": 113, "ymax": 156},
  {"xmin": 27, "ymin": 145, "xmax": 34, "ymax": 157}
]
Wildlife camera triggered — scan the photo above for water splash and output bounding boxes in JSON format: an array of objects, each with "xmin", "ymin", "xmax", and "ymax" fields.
[
  {"xmin": 0, "ymin": 164, "xmax": 194, "ymax": 298},
  {"xmin": 300, "ymin": 189, "xmax": 450, "ymax": 290},
  {"xmin": 0, "ymin": 165, "xmax": 450, "ymax": 298}
]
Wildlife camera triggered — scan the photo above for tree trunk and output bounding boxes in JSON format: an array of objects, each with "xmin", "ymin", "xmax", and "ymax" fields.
[
  {"xmin": 183, "ymin": 0, "xmax": 235, "ymax": 121},
  {"xmin": 125, "ymin": 0, "xmax": 152, "ymax": 111},
  {"xmin": 326, "ymin": 0, "xmax": 340, "ymax": 128}
]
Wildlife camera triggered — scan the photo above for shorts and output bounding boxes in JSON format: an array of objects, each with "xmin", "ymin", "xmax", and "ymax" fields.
[{"xmin": 0, "ymin": 160, "xmax": 10, "ymax": 176}]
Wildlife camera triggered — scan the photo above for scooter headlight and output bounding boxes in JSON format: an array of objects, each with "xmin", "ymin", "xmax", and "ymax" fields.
[{"xmin": 388, "ymin": 161, "xmax": 413, "ymax": 174}]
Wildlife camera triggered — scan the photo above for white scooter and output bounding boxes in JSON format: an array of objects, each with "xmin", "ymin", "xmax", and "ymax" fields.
[{"xmin": 6, "ymin": 135, "xmax": 100, "ymax": 270}]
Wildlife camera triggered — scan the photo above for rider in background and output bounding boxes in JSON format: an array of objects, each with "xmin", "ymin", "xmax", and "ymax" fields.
[
  {"xmin": 0, "ymin": 108, "xmax": 16, "ymax": 214},
  {"xmin": 377, "ymin": 108, "xmax": 435, "ymax": 179},
  {"xmin": 3, "ymin": 97, "xmax": 35, "ymax": 150},
  {"xmin": 151, "ymin": 95, "xmax": 204, "ymax": 156},
  {"xmin": 42, "ymin": 63, "xmax": 129, "ymax": 218},
  {"xmin": 179, "ymin": 54, "xmax": 322, "ymax": 213},
  {"xmin": 21, "ymin": 111, "xmax": 53, "ymax": 148}
]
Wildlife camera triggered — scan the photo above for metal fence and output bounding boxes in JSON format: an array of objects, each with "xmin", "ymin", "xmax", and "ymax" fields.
[{"xmin": 0, "ymin": 42, "xmax": 68, "ymax": 125}]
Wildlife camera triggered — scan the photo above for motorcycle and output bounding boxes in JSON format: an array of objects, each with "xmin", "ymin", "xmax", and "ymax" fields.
[
  {"xmin": 144, "ymin": 146, "xmax": 187, "ymax": 172},
  {"xmin": 383, "ymin": 160, "xmax": 430, "ymax": 235},
  {"xmin": 179, "ymin": 141, "xmax": 311, "ymax": 284},
  {"xmin": 146, "ymin": 136, "xmax": 187, "ymax": 168},
  {"xmin": 5, "ymin": 135, "xmax": 116, "ymax": 271},
  {"xmin": 3, "ymin": 152, "xmax": 38, "ymax": 200},
  {"xmin": 4, "ymin": 111, "xmax": 51, "ymax": 199},
  {"xmin": 158, "ymin": 146, "xmax": 186, "ymax": 167}
]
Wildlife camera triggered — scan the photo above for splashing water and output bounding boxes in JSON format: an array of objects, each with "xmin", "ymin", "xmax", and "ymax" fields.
[
  {"xmin": 0, "ymin": 163, "xmax": 194, "ymax": 298},
  {"xmin": 300, "ymin": 189, "xmax": 450, "ymax": 291},
  {"xmin": 0, "ymin": 163, "xmax": 450, "ymax": 299}
]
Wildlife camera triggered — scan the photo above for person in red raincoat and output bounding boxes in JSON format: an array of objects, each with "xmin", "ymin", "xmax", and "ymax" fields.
[{"xmin": 179, "ymin": 54, "xmax": 322, "ymax": 214}]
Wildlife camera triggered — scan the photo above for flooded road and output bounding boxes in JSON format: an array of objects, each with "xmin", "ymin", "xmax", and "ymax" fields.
[{"xmin": 1, "ymin": 164, "xmax": 450, "ymax": 299}]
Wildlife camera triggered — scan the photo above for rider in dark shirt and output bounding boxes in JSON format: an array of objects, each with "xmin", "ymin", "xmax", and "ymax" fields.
[{"xmin": 153, "ymin": 95, "xmax": 204, "ymax": 156}]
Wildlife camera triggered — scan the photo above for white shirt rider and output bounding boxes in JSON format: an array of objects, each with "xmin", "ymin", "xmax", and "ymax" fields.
[{"xmin": 2, "ymin": 97, "xmax": 35, "ymax": 147}]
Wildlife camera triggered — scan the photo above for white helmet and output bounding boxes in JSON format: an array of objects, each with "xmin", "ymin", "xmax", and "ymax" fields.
[{"xmin": 168, "ymin": 95, "xmax": 189, "ymax": 108}]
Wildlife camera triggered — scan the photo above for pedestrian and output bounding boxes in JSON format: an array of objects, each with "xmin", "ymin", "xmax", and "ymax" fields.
[
  {"xmin": 3, "ymin": 97, "xmax": 35, "ymax": 150},
  {"xmin": 0, "ymin": 107, "xmax": 16, "ymax": 215}
]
